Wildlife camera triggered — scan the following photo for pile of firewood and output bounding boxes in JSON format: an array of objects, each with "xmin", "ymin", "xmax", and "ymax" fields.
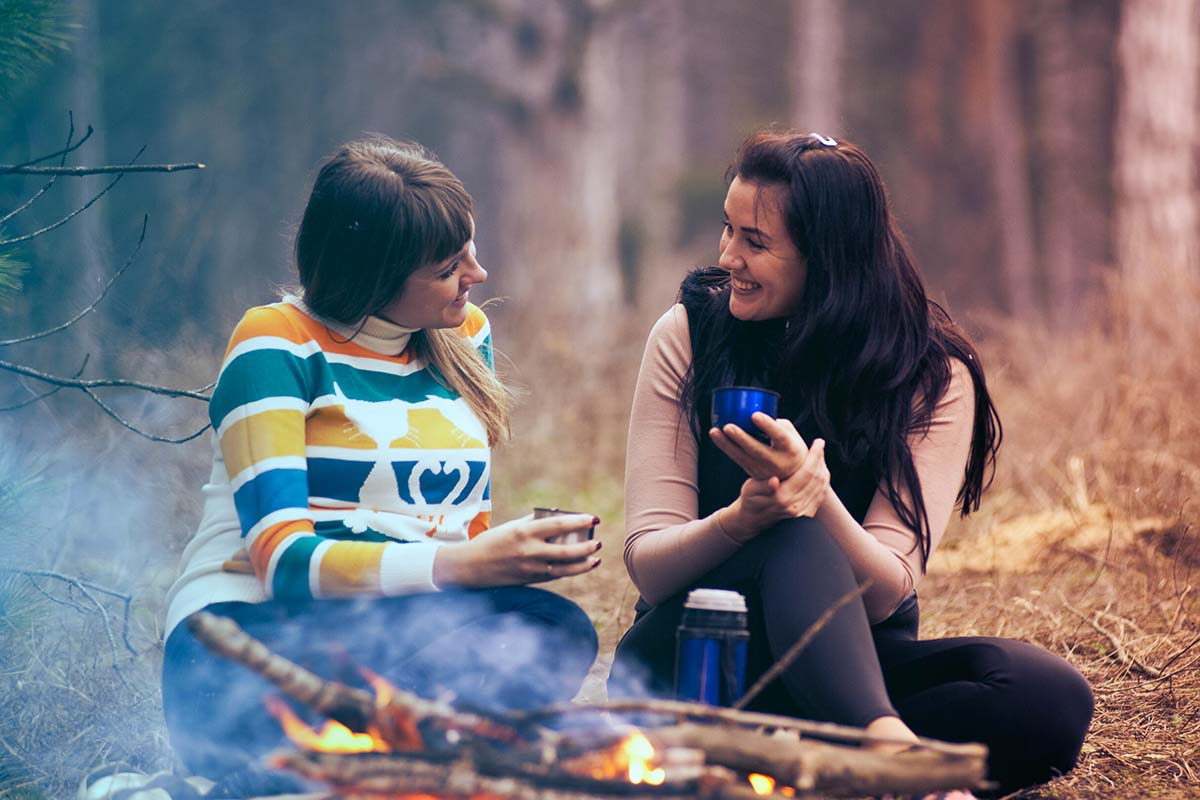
[{"xmin": 188, "ymin": 612, "xmax": 989, "ymax": 799}]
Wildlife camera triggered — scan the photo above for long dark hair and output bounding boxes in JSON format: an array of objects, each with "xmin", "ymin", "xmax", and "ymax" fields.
[{"xmin": 681, "ymin": 130, "xmax": 1001, "ymax": 566}]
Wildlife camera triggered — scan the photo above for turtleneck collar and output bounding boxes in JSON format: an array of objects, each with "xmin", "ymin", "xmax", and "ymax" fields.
[{"xmin": 284, "ymin": 295, "xmax": 419, "ymax": 356}]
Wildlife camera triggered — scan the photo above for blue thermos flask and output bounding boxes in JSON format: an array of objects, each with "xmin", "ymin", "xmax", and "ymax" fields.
[{"xmin": 674, "ymin": 589, "xmax": 749, "ymax": 706}]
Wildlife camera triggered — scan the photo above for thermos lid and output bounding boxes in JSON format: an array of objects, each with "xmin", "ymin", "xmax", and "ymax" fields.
[{"xmin": 684, "ymin": 588, "xmax": 747, "ymax": 613}]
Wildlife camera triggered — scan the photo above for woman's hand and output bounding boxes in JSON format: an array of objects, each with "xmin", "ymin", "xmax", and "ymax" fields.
[
  {"xmin": 431, "ymin": 513, "xmax": 602, "ymax": 589},
  {"xmin": 709, "ymin": 412, "xmax": 810, "ymax": 480},
  {"xmin": 717, "ymin": 439, "xmax": 830, "ymax": 542}
]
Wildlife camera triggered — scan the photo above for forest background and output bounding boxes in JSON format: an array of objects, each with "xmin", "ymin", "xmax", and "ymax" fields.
[{"xmin": 1, "ymin": 1, "xmax": 1198, "ymax": 799}]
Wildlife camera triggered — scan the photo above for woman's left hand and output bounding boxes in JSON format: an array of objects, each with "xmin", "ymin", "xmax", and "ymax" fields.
[
  {"xmin": 710, "ymin": 412, "xmax": 810, "ymax": 480},
  {"xmin": 718, "ymin": 438, "xmax": 831, "ymax": 539}
]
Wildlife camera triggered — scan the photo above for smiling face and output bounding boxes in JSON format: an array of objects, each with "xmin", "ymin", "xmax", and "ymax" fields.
[
  {"xmin": 718, "ymin": 177, "xmax": 807, "ymax": 322},
  {"xmin": 379, "ymin": 220, "xmax": 487, "ymax": 329}
]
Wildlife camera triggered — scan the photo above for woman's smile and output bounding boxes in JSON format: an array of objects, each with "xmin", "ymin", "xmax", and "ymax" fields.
[{"xmin": 718, "ymin": 177, "xmax": 807, "ymax": 321}]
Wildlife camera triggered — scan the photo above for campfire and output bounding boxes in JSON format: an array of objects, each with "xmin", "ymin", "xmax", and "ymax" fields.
[{"xmin": 189, "ymin": 612, "xmax": 990, "ymax": 799}]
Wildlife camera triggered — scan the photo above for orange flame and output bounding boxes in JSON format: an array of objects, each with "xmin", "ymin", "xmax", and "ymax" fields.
[
  {"xmin": 264, "ymin": 696, "xmax": 389, "ymax": 753},
  {"xmin": 621, "ymin": 731, "xmax": 666, "ymax": 786},
  {"xmin": 361, "ymin": 668, "xmax": 423, "ymax": 751},
  {"xmin": 748, "ymin": 773, "xmax": 775, "ymax": 794}
]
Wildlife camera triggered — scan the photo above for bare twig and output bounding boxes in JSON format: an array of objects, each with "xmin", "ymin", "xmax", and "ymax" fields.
[
  {"xmin": 0, "ymin": 216, "xmax": 148, "ymax": 347},
  {"xmin": 734, "ymin": 580, "xmax": 873, "ymax": 710},
  {"xmin": 0, "ymin": 116, "xmax": 88, "ymax": 227},
  {"xmin": 0, "ymin": 569, "xmax": 137, "ymax": 690},
  {"xmin": 0, "ymin": 358, "xmax": 212, "ymax": 400},
  {"xmin": 1, "ymin": 113, "xmax": 93, "ymax": 171},
  {"xmin": 1062, "ymin": 600, "xmax": 1163, "ymax": 679},
  {"xmin": 80, "ymin": 385, "xmax": 211, "ymax": 444},
  {"xmin": 0, "ymin": 162, "xmax": 205, "ymax": 176},
  {"xmin": 1, "ymin": 569, "xmax": 138, "ymax": 656},
  {"xmin": 0, "ymin": 355, "xmax": 88, "ymax": 411},
  {"xmin": 0, "ymin": 145, "xmax": 145, "ymax": 247}
]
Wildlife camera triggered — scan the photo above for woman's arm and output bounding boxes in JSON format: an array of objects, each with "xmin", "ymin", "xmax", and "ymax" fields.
[
  {"xmin": 813, "ymin": 359, "xmax": 976, "ymax": 621},
  {"xmin": 623, "ymin": 306, "xmax": 744, "ymax": 604}
]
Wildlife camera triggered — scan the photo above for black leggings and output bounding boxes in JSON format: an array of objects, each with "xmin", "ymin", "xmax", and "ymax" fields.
[{"xmin": 608, "ymin": 519, "xmax": 1094, "ymax": 793}]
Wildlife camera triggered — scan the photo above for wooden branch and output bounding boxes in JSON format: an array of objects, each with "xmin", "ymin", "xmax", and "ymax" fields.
[
  {"xmin": 0, "ymin": 358, "xmax": 212, "ymax": 400},
  {"xmin": 1, "ymin": 113, "xmax": 93, "ymax": 172},
  {"xmin": 0, "ymin": 355, "xmax": 87, "ymax": 411},
  {"xmin": 734, "ymin": 580, "xmax": 872, "ymax": 710},
  {"xmin": 274, "ymin": 749, "xmax": 742, "ymax": 800},
  {"xmin": 0, "ymin": 215, "xmax": 147, "ymax": 347},
  {"xmin": 514, "ymin": 699, "xmax": 984, "ymax": 757},
  {"xmin": 0, "ymin": 117, "xmax": 87, "ymax": 227},
  {"xmin": 650, "ymin": 723, "xmax": 989, "ymax": 797},
  {"xmin": 186, "ymin": 611, "xmax": 523, "ymax": 749},
  {"xmin": 187, "ymin": 611, "xmax": 378, "ymax": 733},
  {"xmin": 0, "ymin": 145, "xmax": 146, "ymax": 247},
  {"xmin": 0, "ymin": 163, "xmax": 205, "ymax": 176},
  {"xmin": 79, "ymin": 385, "xmax": 211, "ymax": 444}
]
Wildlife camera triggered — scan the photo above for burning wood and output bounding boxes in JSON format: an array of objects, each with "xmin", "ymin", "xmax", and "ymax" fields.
[
  {"xmin": 189, "ymin": 611, "xmax": 990, "ymax": 798},
  {"xmin": 186, "ymin": 611, "xmax": 522, "ymax": 751}
]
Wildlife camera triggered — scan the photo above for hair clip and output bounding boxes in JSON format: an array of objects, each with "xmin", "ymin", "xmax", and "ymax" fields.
[{"xmin": 808, "ymin": 132, "xmax": 838, "ymax": 147}]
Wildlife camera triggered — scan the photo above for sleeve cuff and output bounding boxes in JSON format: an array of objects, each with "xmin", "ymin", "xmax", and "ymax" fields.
[{"xmin": 378, "ymin": 541, "xmax": 442, "ymax": 595}]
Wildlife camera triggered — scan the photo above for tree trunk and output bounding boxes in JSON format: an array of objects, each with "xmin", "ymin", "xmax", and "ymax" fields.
[
  {"xmin": 980, "ymin": 0, "xmax": 1040, "ymax": 319},
  {"xmin": 789, "ymin": 0, "xmax": 843, "ymax": 133},
  {"xmin": 1033, "ymin": 0, "xmax": 1118, "ymax": 329},
  {"xmin": 1114, "ymin": 0, "xmax": 1199, "ymax": 302}
]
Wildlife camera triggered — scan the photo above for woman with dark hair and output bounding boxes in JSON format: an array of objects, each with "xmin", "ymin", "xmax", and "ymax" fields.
[
  {"xmin": 608, "ymin": 130, "xmax": 1093, "ymax": 794},
  {"xmin": 162, "ymin": 137, "xmax": 600, "ymax": 788}
]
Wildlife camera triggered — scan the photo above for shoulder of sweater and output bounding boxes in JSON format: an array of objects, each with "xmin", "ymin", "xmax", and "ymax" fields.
[{"xmin": 640, "ymin": 303, "xmax": 692, "ymax": 381}]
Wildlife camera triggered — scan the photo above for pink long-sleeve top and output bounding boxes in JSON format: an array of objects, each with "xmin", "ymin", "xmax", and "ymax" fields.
[{"xmin": 623, "ymin": 304, "xmax": 976, "ymax": 623}]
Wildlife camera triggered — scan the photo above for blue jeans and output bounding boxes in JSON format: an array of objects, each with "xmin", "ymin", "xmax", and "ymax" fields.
[{"xmin": 162, "ymin": 587, "xmax": 597, "ymax": 781}]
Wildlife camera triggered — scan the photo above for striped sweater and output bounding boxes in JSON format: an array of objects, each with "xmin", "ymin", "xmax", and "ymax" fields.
[{"xmin": 164, "ymin": 298, "xmax": 493, "ymax": 632}]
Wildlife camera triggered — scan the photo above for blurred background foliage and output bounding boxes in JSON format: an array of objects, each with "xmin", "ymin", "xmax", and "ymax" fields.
[{"xmin": 2, "ymin": 0, "xmax": 1199, "ymax": 797}]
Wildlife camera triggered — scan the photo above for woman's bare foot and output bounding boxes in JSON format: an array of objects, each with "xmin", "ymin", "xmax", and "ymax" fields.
[{"xmin": 863, "ymin": 715, "xmax": 919, "ymax": 754}]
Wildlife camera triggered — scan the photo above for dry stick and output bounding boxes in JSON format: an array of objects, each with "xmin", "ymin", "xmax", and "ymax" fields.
[
  {"xmin": 0, "ymin": 355, "xmax": 83, "ymax": 410},
  {"xmin": 0, "ymin": 216, "xmax": 147, "ymax": 347},
  {"xmin": 515, "ymin": 699, "xmax": 983, "ymax": 759},
  {"xmin": 734, "ymin": 580, "xmax": 872, "ymax": 711},
  {"xmin": 1061, "ymin": 601, "xmax": 1163, "ymax": 679},
  {"xmin": 276, "ymin": 749, "xmax": 746, "ymax": 800},
  {"xmin": 80, "ymin": 384, "xmax": 211, "ymax": 444},
  {"xmin": 0, "ymin": 145, "xmax": 146, "ymax": 247},
  {"xmin": 0, "ymin": 115, "xmax": 93, "ymax": 171},
  {"xmin": 0, "ymin": 358, "xmax": 213, "ymax": 400},
  {"xmin": 0, "ymin": 116, "xmax": 88, "ymax": 226},
  {"xmin": 187, "ymin": 612, "xmax": 377, "ymax": 732},
  {"xmin": 652, "ymin": 722, "xmax": 988, "ymax": 796},
  {"xmin": 2, "ymin": 569, "xmax": 138, "ymax": 656},
  {"xmin": 0, "ymin": 162, "xmax": 205, "ymax": 176},
  {"xmin": 186, "ymin": 611, "xmax": 521, "ymax": 746}
]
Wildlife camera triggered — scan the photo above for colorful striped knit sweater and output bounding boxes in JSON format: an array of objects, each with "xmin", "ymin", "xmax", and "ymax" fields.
[{"xmin": 164, "ymin": 297, "xmax": 493, "ymax": 633}]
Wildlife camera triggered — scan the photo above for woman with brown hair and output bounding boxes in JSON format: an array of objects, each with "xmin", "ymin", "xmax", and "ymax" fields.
[
  {"xmin": 609, "ymin": 130, "xmax": 1093, "ymax": 794},
  {"xmin": 162, "ymin": 137, "xmax": 600, "ymax": 789}
]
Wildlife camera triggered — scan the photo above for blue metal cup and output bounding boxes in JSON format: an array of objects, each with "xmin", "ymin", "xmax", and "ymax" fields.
[
  {"xmin": 674, "ymin": 589, "xmax": 749, "ymax": 706},
  {"xmin": 711, "ymin": 386, "xmax": 780, "ymax": 443}
]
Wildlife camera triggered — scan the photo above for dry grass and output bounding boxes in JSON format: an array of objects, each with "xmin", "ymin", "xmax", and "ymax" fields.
[{"xmin": 2, "ymin": 265, "xmax": 1198, "ymax": 799}]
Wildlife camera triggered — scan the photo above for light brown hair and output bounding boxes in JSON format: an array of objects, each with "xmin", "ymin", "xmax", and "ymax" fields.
[{"xmin": 296, "ymin": 136, "xmax": 513, "ymax": 443}]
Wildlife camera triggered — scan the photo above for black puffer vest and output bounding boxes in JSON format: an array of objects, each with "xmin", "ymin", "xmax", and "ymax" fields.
[{"xmin": 678, "ymin": 268, "xmax": 879, "ymax": 524}]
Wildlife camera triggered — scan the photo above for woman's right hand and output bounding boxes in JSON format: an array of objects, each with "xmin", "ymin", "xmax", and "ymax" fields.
[
  {"xmin": 431, "ymin": 513, "xmax": 602, "ymax": 589},
  {"xmin": 717, "ymin": 439, "xmax": 830, "ymax": 543}
]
